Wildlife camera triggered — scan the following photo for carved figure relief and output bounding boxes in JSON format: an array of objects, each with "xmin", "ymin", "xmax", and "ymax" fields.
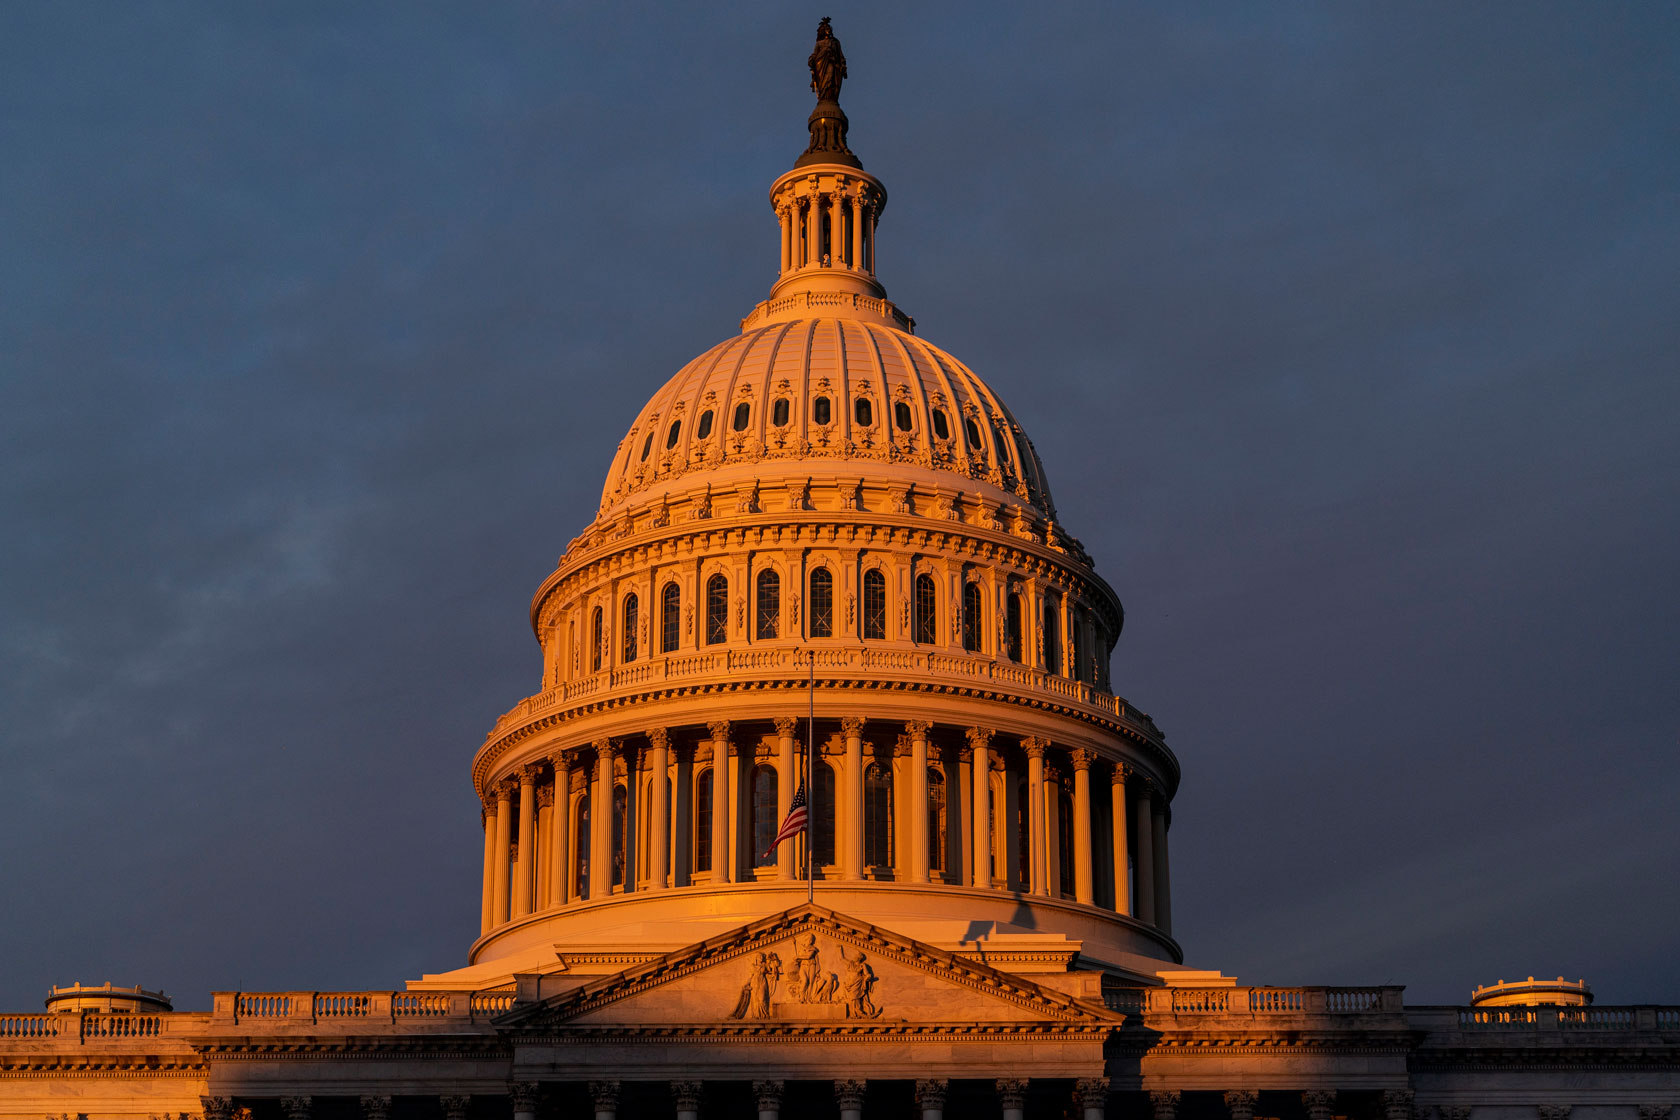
[{"xmin": 730, "ymin": 934, "xmax": 878, "ymax": 1019}]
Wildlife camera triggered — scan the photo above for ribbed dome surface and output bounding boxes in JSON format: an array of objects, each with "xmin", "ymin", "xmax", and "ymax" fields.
[{"xmin": 598, "ymin": 318, "xmax": 1055, "ymax": 521}]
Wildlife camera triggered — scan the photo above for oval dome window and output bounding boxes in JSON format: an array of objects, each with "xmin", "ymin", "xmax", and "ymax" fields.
[
  {"xmin": 733, "ymin": 402, "xmax": 751, "ymax": 431},
  {"xmin": 894, "ymin": 401, "xmax": 913, "ymax": 431},
  {"xmin": 666, "ymin": 419, "xmax": 682, "ymax": 450},
  {"xmin": 696, "ymin": 409, "xmax": 713, "ymax": 439},
  {"xmin": 772, "ymin": 398, "xmax": 790, "ymax": 426},
  {"xmin": 965, "ymin": 417, "xmax": 983, "ymax": 446},
  {"xmin": 640, "ymin": 432, "xmax": 654, "ymax": 461},
  {"xmin": 931, "ymin": 409, "xmax": 950, "ymax": 440},
  {"xmin": 854, "ymin": 398, "xmax": 873, "ymax": 427},
  {"xmin": 813, "ymin": 396, "xmax": 831, "ymax": 425}
]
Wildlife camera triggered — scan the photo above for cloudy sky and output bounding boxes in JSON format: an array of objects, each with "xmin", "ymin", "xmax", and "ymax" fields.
[{"xmin": 3, "ymin": 3, "xmax": 1676, "ymax": 1010}]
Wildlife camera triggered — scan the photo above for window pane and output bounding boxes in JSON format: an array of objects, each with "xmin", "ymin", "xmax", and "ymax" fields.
[
  {"xmin": 575, "ymin": 794, "xmax": 591, "ymax": 900},
  {"xmin": 931, "ymin": 409, "xmax": 949, "ymax": 440},
  {"xmin": 854, "ymin": 397, "xmax": 873, "ymax": 427},
  {"xmin": 756, "ymin": 569, "xmax": 780, "ymax": 639},
  {"xmin": 810, "ymin": 568, "xmax": 833, "ymax": 638},
  {"xmin": 864, "ymin": 762, "xmax": 892, "ymax": 868},
  {"xmin": 696, "ymin": 409, "xmax": 713, "ymax": 439},
  {"xmin": 694, "ymin": 770, "xmax": 712, "ymax": 873},
  {"xmin": 962, "ymin": 583, "xmax": 982, "ymax": 652},
  {"xmin": 622, "ymin": 594, "xmax": 639, "ymax": 663},
  {"xmin": 666, "ymin": 420, "xmax": 681, "ymax": 449},
  {"xmin": 706, "ymin": 575, "xmax": 728, "ymax": 645},
  {"xmin": 591, "ymin": 607, "xmax": 604, "ymax": 672},
  {"xmin": 1044, "ymin": 593, "xmax": 1062, "ymax": 675},
  {"xmin": 863, "ymin": 570, "xmax": 886, "ymax": 640},
  {"xmin": 732, "ymin": 402, "xmax": 751, "ymax": 431},
  {"xmin": 1006, "ymin": 594, "xmax": 1022, "ymax": 661},
  {"xmin": 772, "ymin": 398, "xmax": 790, "ymax": 427},
  {"xmin": 753, "ymin": 765, "xmax": 778, "ymax": 868},
  {"xmin": 813, "ymin": 396, "xmax": 831, "ymax": 425},
  {"xmin": 661, "ymin": 583, "xmax": 680, "ymax": 653},
  {"xmin": 894, "ymin": 401, "xmax": 913, "ymax": 431},
  {"xmin": 815, "ymin": 763, "xmax": 836, "ymax": 866},
  {"xmin": 612, "ymin": 784, "xmax": 628, "ymax": 887},
  {"xmin": 914, "ymin": 573, "xmax": 937, "ymax": 644},
  {"xmin": 928, "ymin": 767, "xmax": 945, "ymax": 873}
]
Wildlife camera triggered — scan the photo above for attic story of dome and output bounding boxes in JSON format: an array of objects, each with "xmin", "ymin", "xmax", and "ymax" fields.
[{"xmin": 4, "ymin": 19, "xmax": 1676, "ymax": 1120}]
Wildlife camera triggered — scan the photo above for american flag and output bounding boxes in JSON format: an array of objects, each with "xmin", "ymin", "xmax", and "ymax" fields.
[{"xmin": 764, "ymin": 785, "xmax": 808, "ymax": 857}]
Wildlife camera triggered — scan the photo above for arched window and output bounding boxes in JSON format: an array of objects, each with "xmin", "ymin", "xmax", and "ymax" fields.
[
  {"xmin": 1072, "ymin": 608, "xmax": 1087, "ymax": 684},
  {"xmin": 752, "ymin": 764, "xmax": 778, "ymax": 868},
  {"xmin": 914, "ymin": 573, "xmax": 937, "ymax": 644},
  {"xmin": 862, "ymin": 569, "xmax": 887, "ymax": 640},
  {"xmin": 1058, "ymin": 786, "xmax": 1075, "ymax": 896},
  {"xmin": 622, "ymin": 593, "xmax": 639, "ymax": 663},
  {"xmin": 864, "ymin": 761, "xmax": 893, "ymax": 868},
  {"xmin": 962, "ymin": 582, "xmax": 982, "ymax": 652},
  {"xmin": 756, "ymin": 569, "xmax": 780, "ymax": 639},
  {"xmin": 705, "ymin": 574, "xmax": 728, "ymax": 645},
  {"xmin": 590, "ymin": 606, "xmax": 604, "ymax": 672},
  {"xmin": 928, "ymin": 767, "xmax": 946, "ymax": 873},
  {"xmin": 814, "ymin": 762, "xmax": 837, "ymax": 867},
  {"xmin": 772, "ymin": 398, "xmax": 790, "ymax": 427},
  {"xmin": 931, "ymin": 409, "xmax": 950, "ymax": 440},
  {"xmin": 813, "ymin": 396, "xmax": 831, "ymax": 425},
  {"xmin": 894, "ymin": 401, "xmax": 913, "ymax": 431},
  {"xmin": 732, "ymin": 401, "xmax": 751, "ymax": 431},
  {"xmin": 574, "ymin": 793, "xmax": 591, "ymax": 900},
  {"xmin": 694, "ymin": 769, "xmax": 713, "ymax": 873},
  {"xmin": 696, "ymin": 409, "xmax": 713, "ymax": 439},
  {"xmin": 809, "ymin": 567, "xmax": 833, "ymax": 638},
  {"xmin": 612, "ymin": 783, "xmax": 628, "ymax": 887},
  {"xmin": 1044, "ymin": 592, "xmax": 1062, "ymax": 675},
  {"xmin": 854, "ymin": 397, "xmax": 873, "ymax": 427},
  {"xmin": 1006, "ymin": 593, "xmax": 1022, "ymax": 661},
  {"xmin": 661, "ymin": 582, "xmax": 680, "ymax": 653}
]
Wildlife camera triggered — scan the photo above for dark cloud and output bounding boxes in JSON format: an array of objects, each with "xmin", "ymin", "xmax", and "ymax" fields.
[{"xmin": 2, "ymin": 2, "xmax": 1675, "ymax": 1009}]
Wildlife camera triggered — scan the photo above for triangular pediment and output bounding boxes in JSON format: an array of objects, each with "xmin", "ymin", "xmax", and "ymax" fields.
[{"xmin": 499, "ymin": 904, "xmax": 1118, "ymax": 1034}]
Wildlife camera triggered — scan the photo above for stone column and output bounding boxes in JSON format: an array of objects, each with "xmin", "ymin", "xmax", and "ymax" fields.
[
  {"xmin": 755, "ymin": 1079, "xmax": 785, "ymax": 1120},
  {"xmin": 479, "ymin": 803, "xmax": 497, "ymax": 934},
  {"xmin": 969, "ymin": 727, "xmax": 994, "ymax": 888},
  {"xmin": 592, "ymin": 739, "xmax": 616, "ymax": 899},
  {"xmin": 492, "ymin": 781, "xmax": 514, "ymax": 925},
  {"xmin": 509, "ymin": 1081, "xmax": 537, "ymax": 1120},
  {"xmin": 359, "ymin": 1096, "xmax": 392, "ymax": 1120},
  {"xmin": 917, "ymin": 1078, "xmax": 948, "ymax": 1120},
  {"xmin": 534, "ymin": 783, "xmax": 554, "ymax": 909},
  {"xmin": 549, "ymin": 754, "xmax": 571, "ymax": 906},
  {"xmin": 775, "ymin": 717, "xmax": 798, "ymax": 880},
  {"xmin": 439, "ymin": 1096, "xmax": 470, "ymax": 1120},
  {"xmin": 514, "ymin": 765, "xmax": 538, "ymax": 916},
  {"xmin": 647, "ymin": 729, "xmax": 671, "ymax": 891},
  {"xmin": 851, "ymin": 193, "xmax": 865, "ymax": 270},
  {"xmin": 841, "ymin": 716, "xmax": 867, "ymax": 879},
  {"xmin": 907, "ymin": 720, "xmax": 932, "ymax": 882},
  {"xmin": 835, "ymin": 1080, "xmax": 867, "ymax": 1120},
  {"xmin": 1225, "ymin": 1089, "xmax": 1259, "ymax": 1120},
  {"xmin": 589, "ymin": 1080, "xmax": 621, "ymax": 1120},
  {"xmin": 997, "ymin": 1079, "xmax": 1028, "ymax": 1120},
  {"xmin": 1153, "ymin": 795, "xmax": 1172, "ymax": 935},
  {"xmin": 778, "ymin": 204, "xmax": 791, "ymax": 274},
  {"xmin": 806, "ymin": 193, "xmax": 821, "ymax": 267},
  {"xmin": 1133, "ymin": 779, "xmax": 1156, "ymax": 925},
  {"xmin": 1302, "ymin": 1091, "xmax": 1337, "ymax": 1120},
  {"xmin": 1110, "ymin": 765, "xmax": 1131, "ymax": 915},
  {"xmin": 1023, "ymin": 738, "xmax": 1049, "ymax": 895},
  {"xmin": 1150, "ymin": 1090, "xmax": 1181, "ymax": 1120},
  {"xmin": 829, "ymin": 191, "xmax": 846, "ymax": 267},
  {"xmin": 1076, "ymin": 1078, "xmax": 1110, "ymax": 1120},
  {"xmin": 707, "ymin": 720, "xmax": 732, "ymax": 883},
  {"xmin": 1071, "ymin": 749, "xmax": 1096, "ymax": 904},
  {"xmin": 672, "ymin": 1081, "xmax": 703, "ymax": 1120}
]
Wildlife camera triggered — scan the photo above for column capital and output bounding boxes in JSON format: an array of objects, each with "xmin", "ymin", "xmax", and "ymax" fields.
[
  {"xmin": 1070, "ymin": 748, "xmax": 1096, "ymax": 771},
  {"xmin": 966, "ymin": 726, "xmax": 994, "ymax": 749},
  {"xmin": 1381, "ymin": 1090, "xmax": 1415, "ymax": 1120},
  {"xmin": 535, "ymin": 784, "xmax": 555, "ymax": 809},
  {"xmin": 646, "ymin": 727, "xmax": 671, "ymax": 750},
  {"xmin": 1638, "ymin": 1108, "xmax": 1673, "ymax": 1120},
  {"xmin": 1134, "ymin": 775, "xmax": 1155, "ymax": 798},
  {"xmin": 1538, "ymin": 1108, "xmax": 1572, "ymax": 1120},
  {"xmin": 996, "ymin": 1080, "xmax": 1028, "ymax": 1109},
  {"xmin": 835, "ymin": 1080, "xmax": 868, "ymax": 1110},
  {"xmin": 592, "ymin": 737, "xmax": 619, "ymax": 761},
  {"xmin": 773, "ymin": 716, "xmax": 799, "ymax": 737},
  {"xmin": 1111, "ymin": 762, "xmax": 1132, "ymax": 786},
  {"xmin": 1022, "ymin": 736, "xmax": 1050, "ymax": 759},
  {"xmin": 905, "ymin": 719, "xmax": 933, "ymax": 737},
  {"xmin": 439, "ymin": 1099, "xmax": 470, "ymax": 1120},
  {"xmin": 588, "ymin": 1081, "xmax": 622, "ymax": 1112},
  {"xmin": 358, "ymin": 1100, "xmax": 392, "ymax": 1120},
  {"xmin": 549, "ymin": 751, "xmax": 571, "ymax": 773},
  {"xmin": 507, "ymin": 1082, "xmax": 538, "ymax": 1113},
  {"xmin": 1224, "ymin": 1090, "xmax": 1259, "ymax": 1120},
  {"xmin": 957, "ymin": 744, "xmax": 974, "ymax": 763},
  {"xmin": 841, "ymin": 715, "xmax": 868, "ymax": 736},
  {"xmin": 493, "ymin": 779, "xmax": 516, "ymax": 801},
  {"xmin": 1076, "ymin": 1078, "xmax": 1110, "ymax": 1109},
  {"xmin": 281, "ymin": 1098, "xmax": 312, "ymax": 1120},
  {"xmin": 671, "ymin": 1082, "xmax": 703, "ymax": 1110},
  {"xmin": 916, "ymin": 1079, "xmax": 948, "ymax": 1109},
  {"xmin": 1150, "ymin": 1090, "xmax": 1182, "ymax": 1120},
  {"xmin": 754, "ymin": 1080, "xmax": 786, "ymax": 1110},
  {"xmin": 202, "ymin": 1099, "xmax": 234, "ymax": 1120},
  {"xmin": 517, "ymin": 764, "xmax": 542, "ymax": 784},
  {"xmin": 1302, "ymin": 1091, "xmax": 1337, "ymax": 1120},
  {"xmin": 706, "ymin": 719, "xmax": 731, "ymax": 743}
]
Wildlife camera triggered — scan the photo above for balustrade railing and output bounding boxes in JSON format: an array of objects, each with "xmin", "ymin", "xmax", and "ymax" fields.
[
  {"xmin": 81, "ymin": 1014, "xmax": 161, "ymax": 1038},
  {"xmin": 392, "ymin": 992, "xmax": 452, "ymax": 1017},
  {"xmin": 313, "ymin": 993, "xmax": 371, "ymax": 1018},
  {"xmin": 1325, "ymin": 987, "xmax": 1384, "ymax": 1012},
  {"xmin": 235, "ymin": 994, "xmax": 291, "ymax": 1018},
  {"xmin": 470, "ymin": 991, "xmax": 515, "ymax": 1016},
  {"xmin": 0, "ymin": 1014, "xmax": 59, "ymax": 1038},
  {"xmin": 1249, "ymin": 987, "xmax": 1305, "ymax": 1012}
]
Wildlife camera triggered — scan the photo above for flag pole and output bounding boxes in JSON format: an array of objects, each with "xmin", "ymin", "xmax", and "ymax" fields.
[{"xmin": 807, "ymin": 647, "xmax": 815, "ymax": 905}]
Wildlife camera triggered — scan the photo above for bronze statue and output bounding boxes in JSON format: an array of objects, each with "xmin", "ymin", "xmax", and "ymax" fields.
[{"xmin": 809, "ymin": 17, "xmax": 846, "ymax": 102}]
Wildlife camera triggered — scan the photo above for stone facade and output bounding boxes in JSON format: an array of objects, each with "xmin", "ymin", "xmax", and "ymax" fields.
[{"xmin": 3, "ymin": 22, "xmax": 1675, "ymax": 1120}]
